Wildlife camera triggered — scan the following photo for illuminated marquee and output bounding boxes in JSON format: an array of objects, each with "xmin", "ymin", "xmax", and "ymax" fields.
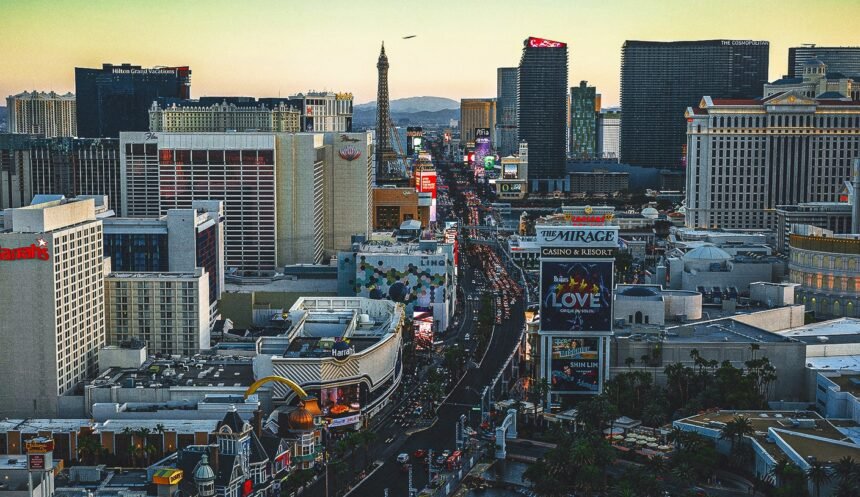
[
  {"xmin": 0, "ymin": 238, "xmax": 49, "ymax": 261},
  {"xmin": 528, "ymin": 37, "xmax": 566, "ymax": 48}
]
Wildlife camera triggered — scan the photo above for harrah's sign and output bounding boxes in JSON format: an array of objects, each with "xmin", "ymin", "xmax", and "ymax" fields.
[
  {"xmin": 536, "ymin": 226, "xmax": 619, "ymax": 248},
  {"xmin": 0, "ymin": 238, "xmax": 49, "ymax": 261}
]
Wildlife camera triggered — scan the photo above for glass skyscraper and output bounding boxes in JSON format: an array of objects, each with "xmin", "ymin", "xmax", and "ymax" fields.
[
  {"xmin": 620, "ymin": 40, "xmax": 769, "ymax": 169},
  {"xmin": 518, "ymin": 37, "xmax": 568, "ymax": 191},
  {"xmin": 496, "ymin": 67, "xmax": 518, "ymax": 157},
  {"xmin": 75, "ymin": 63, "xmax": 191, "ymax": 138},
  {"xmin": 570, "ymin": 81, "xmax": 598, "ymax": 159},
  {"xmin": 788, "ymin": 46, "xmax": 860, "ymax": 78}
]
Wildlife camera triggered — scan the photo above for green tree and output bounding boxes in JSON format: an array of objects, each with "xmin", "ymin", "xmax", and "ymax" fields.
[
  {"xmin": 720, "ymin": 415, "xmax": 754, "ymax": 455},
  {"xmin": 76, "ymin": 435, "xmax": 103, "ymax": 464},
  {"xmin": 807, "ymin": 461, "xmax": 832, "ymax": 497}
]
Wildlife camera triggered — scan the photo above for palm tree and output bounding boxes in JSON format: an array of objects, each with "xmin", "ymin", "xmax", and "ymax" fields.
[
  {"xmin": 834, "ymin": 456, "xmax": 859, "ymax": 487},
  {"xmin": 807, "ymin": 461, "xmax": 832, "ymax": 497},
  {"xmin": 767, "ymin": 459, "xmax": 792, "ymax": 487},
  {"xmin": 76, "ymin": 436, "xmax": 102, "ymax": 464},
  {"xmin": 720, "ymin": 415, "xmax": 754, "ymax": 454}
]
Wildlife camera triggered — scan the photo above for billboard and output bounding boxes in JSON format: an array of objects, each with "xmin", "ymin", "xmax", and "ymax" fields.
[
  {"xmin": 413, "ymin": 308, "xmax": 434, "ymax": 350},
  {"xmin": 407, "ymin": 127, "xmax": 423, "ymax": 156},
  {"xmin": 550, "ymin": 337, "xmax": 600, "ymax": 393},
  {"xmin": 503, "ymin": 163, "xmax": 518, "ymax": 179},
  {"xmin": 417, "ymin": 170, "xmax": 437, "ymax": 199},
  {"xmin": 498, "ymin": 182, "xmax": 523, "ymax": 194},
  {"xmin": 535, "ymin": 226, "xmax": 618, "ymax": 248},
  {"xmin": 540, "ymin": 261, "xmax": 612, "ymax": 332},
  {"xmin": 474, "ymin": 128, "xmax": 492, "ymax": 166}
]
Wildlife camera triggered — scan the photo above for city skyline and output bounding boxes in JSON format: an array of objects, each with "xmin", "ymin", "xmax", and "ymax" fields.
[{"xmin": 2, "ymin": 0, "xmax": 859, "ymax": 107}]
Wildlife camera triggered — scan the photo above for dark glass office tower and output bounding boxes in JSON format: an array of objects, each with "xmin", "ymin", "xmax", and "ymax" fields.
[
  {"xmin": 75, "ymin": 63, "xmax": 191, "ymax": 137},
  {"xmin": 570, "ymin": 80, "xmax": 598, "ymax": 159},
  {"xmin": 496, "ymin": 67, "xmax": 518, "ymax": 157},
  {"xmin": 518, "ymin": 37, "xmax": 568, "ymax": 190},
  {"xmin": 788, "ymin": 46, "xmax": 860, "ymax": 78},
  {"xmin": 620, "ymin": 40, "xmax": 768, "ymax": 169}
]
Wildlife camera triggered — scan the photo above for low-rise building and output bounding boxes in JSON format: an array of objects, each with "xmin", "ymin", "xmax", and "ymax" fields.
[
  {"xmin": 612, "ymin": 307, "xmax": 808, "ymax": 402},
  {"xmin": 613, "ymin": 284, "xmax": 702, "ymax": 326},
  {"xmin": 255, "ymin": 297, "xmax": 405, "ymax": 428},
  {"xmin": 675, "ymin": 409, "xmax": 860, "ymax": 497},
  {"xmin": 372, "ymin": 186, "xmax": 429, "ymax": 230}
]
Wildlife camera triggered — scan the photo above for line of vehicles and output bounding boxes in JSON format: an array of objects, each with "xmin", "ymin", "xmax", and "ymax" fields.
[
  {"xmin": 469, "ymin": 244, "xmax": 520, "ymax": 324},
  {"xmin": 396, "ymin": 448, "xmax": 464, "ymax": 474}
]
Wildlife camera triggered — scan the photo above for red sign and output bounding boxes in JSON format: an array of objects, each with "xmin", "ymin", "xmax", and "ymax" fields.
[
  {"xmin": 0, "ymin": 239, "xmax": 49, "ymax": 261},
  {"xmin": 417, "ymin": 171, "xmax": 437, "ymax": 199},
  {"xmin": 568, "ymin": 215, "xmax": 605, "ymax": 226},
  {"xmin": 528, "ymin": 37, "xmax": 566, "ymax": 48},
  {"xmin": 242, "ymin": 479, "xmax": 253, "ymax": 497},
  {"xmin": 28, "ymin": 454, "xmax": 45, "ymax": 470}
]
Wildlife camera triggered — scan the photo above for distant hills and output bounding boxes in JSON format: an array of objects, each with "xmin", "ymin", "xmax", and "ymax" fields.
[
  {"xmin": 355, "ymin": 96, "xmax": 459, "ymax": 113},
  {"xmin": 354, "ymin": 96, "xmax": 459, "ymax": 126}
]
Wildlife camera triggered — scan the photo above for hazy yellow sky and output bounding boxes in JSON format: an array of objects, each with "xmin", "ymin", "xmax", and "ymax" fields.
[{"xmin": 1, "ymin": 0, "xmax": 858, "ymax": 107}]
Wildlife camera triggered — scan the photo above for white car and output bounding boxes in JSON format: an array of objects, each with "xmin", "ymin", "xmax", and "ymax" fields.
[{"xmin": 396, "ymin": 453, "xmax": 409, "ymax": 464}]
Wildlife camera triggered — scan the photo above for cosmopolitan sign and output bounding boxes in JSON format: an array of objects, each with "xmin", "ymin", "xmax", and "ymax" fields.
[
  {"xmin": 535, "ymin": 226, "xmax": 618, "ymax": 248},
  {"xmin": 0, "ymin": 239, "xmax": 49, "ymax": 261}
]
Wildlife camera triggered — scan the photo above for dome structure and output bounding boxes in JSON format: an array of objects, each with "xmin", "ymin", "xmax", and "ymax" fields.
[
  {"xmin": 684, "ymin": 245, "xmax": 731, "ymax": 262},
  {"xmin": 619, "ymin": 286, "xmax": 659, "ymax": 297},
  {"xmin": 194, "ymin": 454, "xmax": 216, "ymax": 482},
  {"xmin": 287, "ymin": 403, "xmax": 315, "ymax": 431},
  {"xmin": 641, "ymin": 207, "xmax": 659, "ymax": 219},
  {"xmin": 683, "ymin": 245, "xmax": 732, "ymax": 271},
  {"xmin": 194, "ymin": 453, "xmax": 216, "ymax": 497},
  {"xmin": 803, "ymin": 58, "xmax": 827, "ymax": 77}
]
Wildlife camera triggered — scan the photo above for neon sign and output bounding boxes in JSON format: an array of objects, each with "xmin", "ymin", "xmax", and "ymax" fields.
[
  {"xmin": 528, "ymin": 37, "xmax": 566, "ymax": 48},
  {"xmin": 0, "ymin": 238, "xmax": 49, "ymax": 261}
]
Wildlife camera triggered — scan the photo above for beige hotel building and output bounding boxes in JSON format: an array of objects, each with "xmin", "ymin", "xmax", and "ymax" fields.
[{"xmin": 0, "ymin": 198, "xmax": 105, "ymax": 417}]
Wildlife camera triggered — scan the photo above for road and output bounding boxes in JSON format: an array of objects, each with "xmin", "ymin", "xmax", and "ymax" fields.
[{"xmin": 303, "ymin": 151, "xmax": 525, "ymax": 497}]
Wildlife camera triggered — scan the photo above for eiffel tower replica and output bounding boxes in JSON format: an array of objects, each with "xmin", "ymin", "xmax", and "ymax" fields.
[{"xmin": 375, "ymin": 42, "xmax": 406, "ymax": 183}]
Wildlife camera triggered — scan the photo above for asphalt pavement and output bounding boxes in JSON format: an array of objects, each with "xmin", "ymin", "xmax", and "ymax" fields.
[{"xmin": 303, "ymin": 162, "xmax": 525, "ymax": 497}]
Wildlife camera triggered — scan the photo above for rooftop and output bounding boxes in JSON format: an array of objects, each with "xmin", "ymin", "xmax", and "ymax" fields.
[
  {"xmin": 353, "ymin": 240, "xmax": 447, "ymax": 255},
  {"xmin": 663, "ymin": 318, "xmax": 793, "ymax": 344},
  {"xmin": 94, "ymin": 419, "xmax": 219, "ymax": 434},
  {"xmin": 0, "ymin": 419, "xmax": 93, "ymax": 433},
  {"xmin": 677, "ymin": 409, "xmax": 860, "ymax": 463},
  {"xmin": 830, "ymin": 374, "xmax": 860, "ymax": 397},
  {"xmin": 778, "ymin": 318, "xmax": 860, "ymax": 345},
  {"xmin": 90, "ymin": 356, "xmax": 256, "ymax": 390}
]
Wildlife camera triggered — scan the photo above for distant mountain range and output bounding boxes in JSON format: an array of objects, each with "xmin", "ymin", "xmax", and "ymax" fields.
[
  {"xmin": 353, "ymin": 96, "xmax": 459, "ymax": 126},
  {"xmin": 355, "ymin": 96, "xmax": 459, "ymax": 113}
]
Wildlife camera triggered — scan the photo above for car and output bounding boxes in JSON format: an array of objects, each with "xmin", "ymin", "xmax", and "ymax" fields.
[
  {"xmin": 400, "ymin": 463, "xmax": 411, "ymax": 474},
  {"xmin": 441, "ymin": 449, "xmax": 451, "ymax": 458},
  {"xmin": 396, "ymin": 453, "xmax": 409, "ymax": 464},
  {"xmin": 434, "ymin": 455, "xmax": 447, "ymax": 465},
  {"xmin": 464, "ymin": 334, "xmax": 470, "ymax": 341},
  {"xmin": 413, "ymin": 449, "xmax": 427, "ymax": 459}
]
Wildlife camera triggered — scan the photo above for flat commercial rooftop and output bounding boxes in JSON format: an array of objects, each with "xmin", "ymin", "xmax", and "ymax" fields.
[
  {"xmin": 678, "ymin": 410, "xmax": 860, "ymax": 463},
  {"xmin": 664, "ymin": 319, "xmax": 791, "ymax": 344},
  {"xmin": 94, "ymin": 419, "xmax": 218, "ymax": 434},
  {"xmin": 780, "ymin": 318, "xmax": 860, "ymax": 345},
  {"xmin": 0, "ymin": 419, "xmax": 93, "ymax": 433},
  {"xmin": 94, "ymin": 358, "xmax": 256, "ymax": 389}
]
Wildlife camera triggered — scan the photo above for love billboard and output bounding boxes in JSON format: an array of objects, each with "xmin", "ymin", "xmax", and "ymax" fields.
[{"xmin": 540, "ymin": 260, "xmax": 613, "ymax": 332}]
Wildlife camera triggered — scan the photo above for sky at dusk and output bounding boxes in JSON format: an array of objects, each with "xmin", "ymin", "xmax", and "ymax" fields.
[{"xmin": 1, "ymin": 0, "xmax": 859, "ymax": 107}]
